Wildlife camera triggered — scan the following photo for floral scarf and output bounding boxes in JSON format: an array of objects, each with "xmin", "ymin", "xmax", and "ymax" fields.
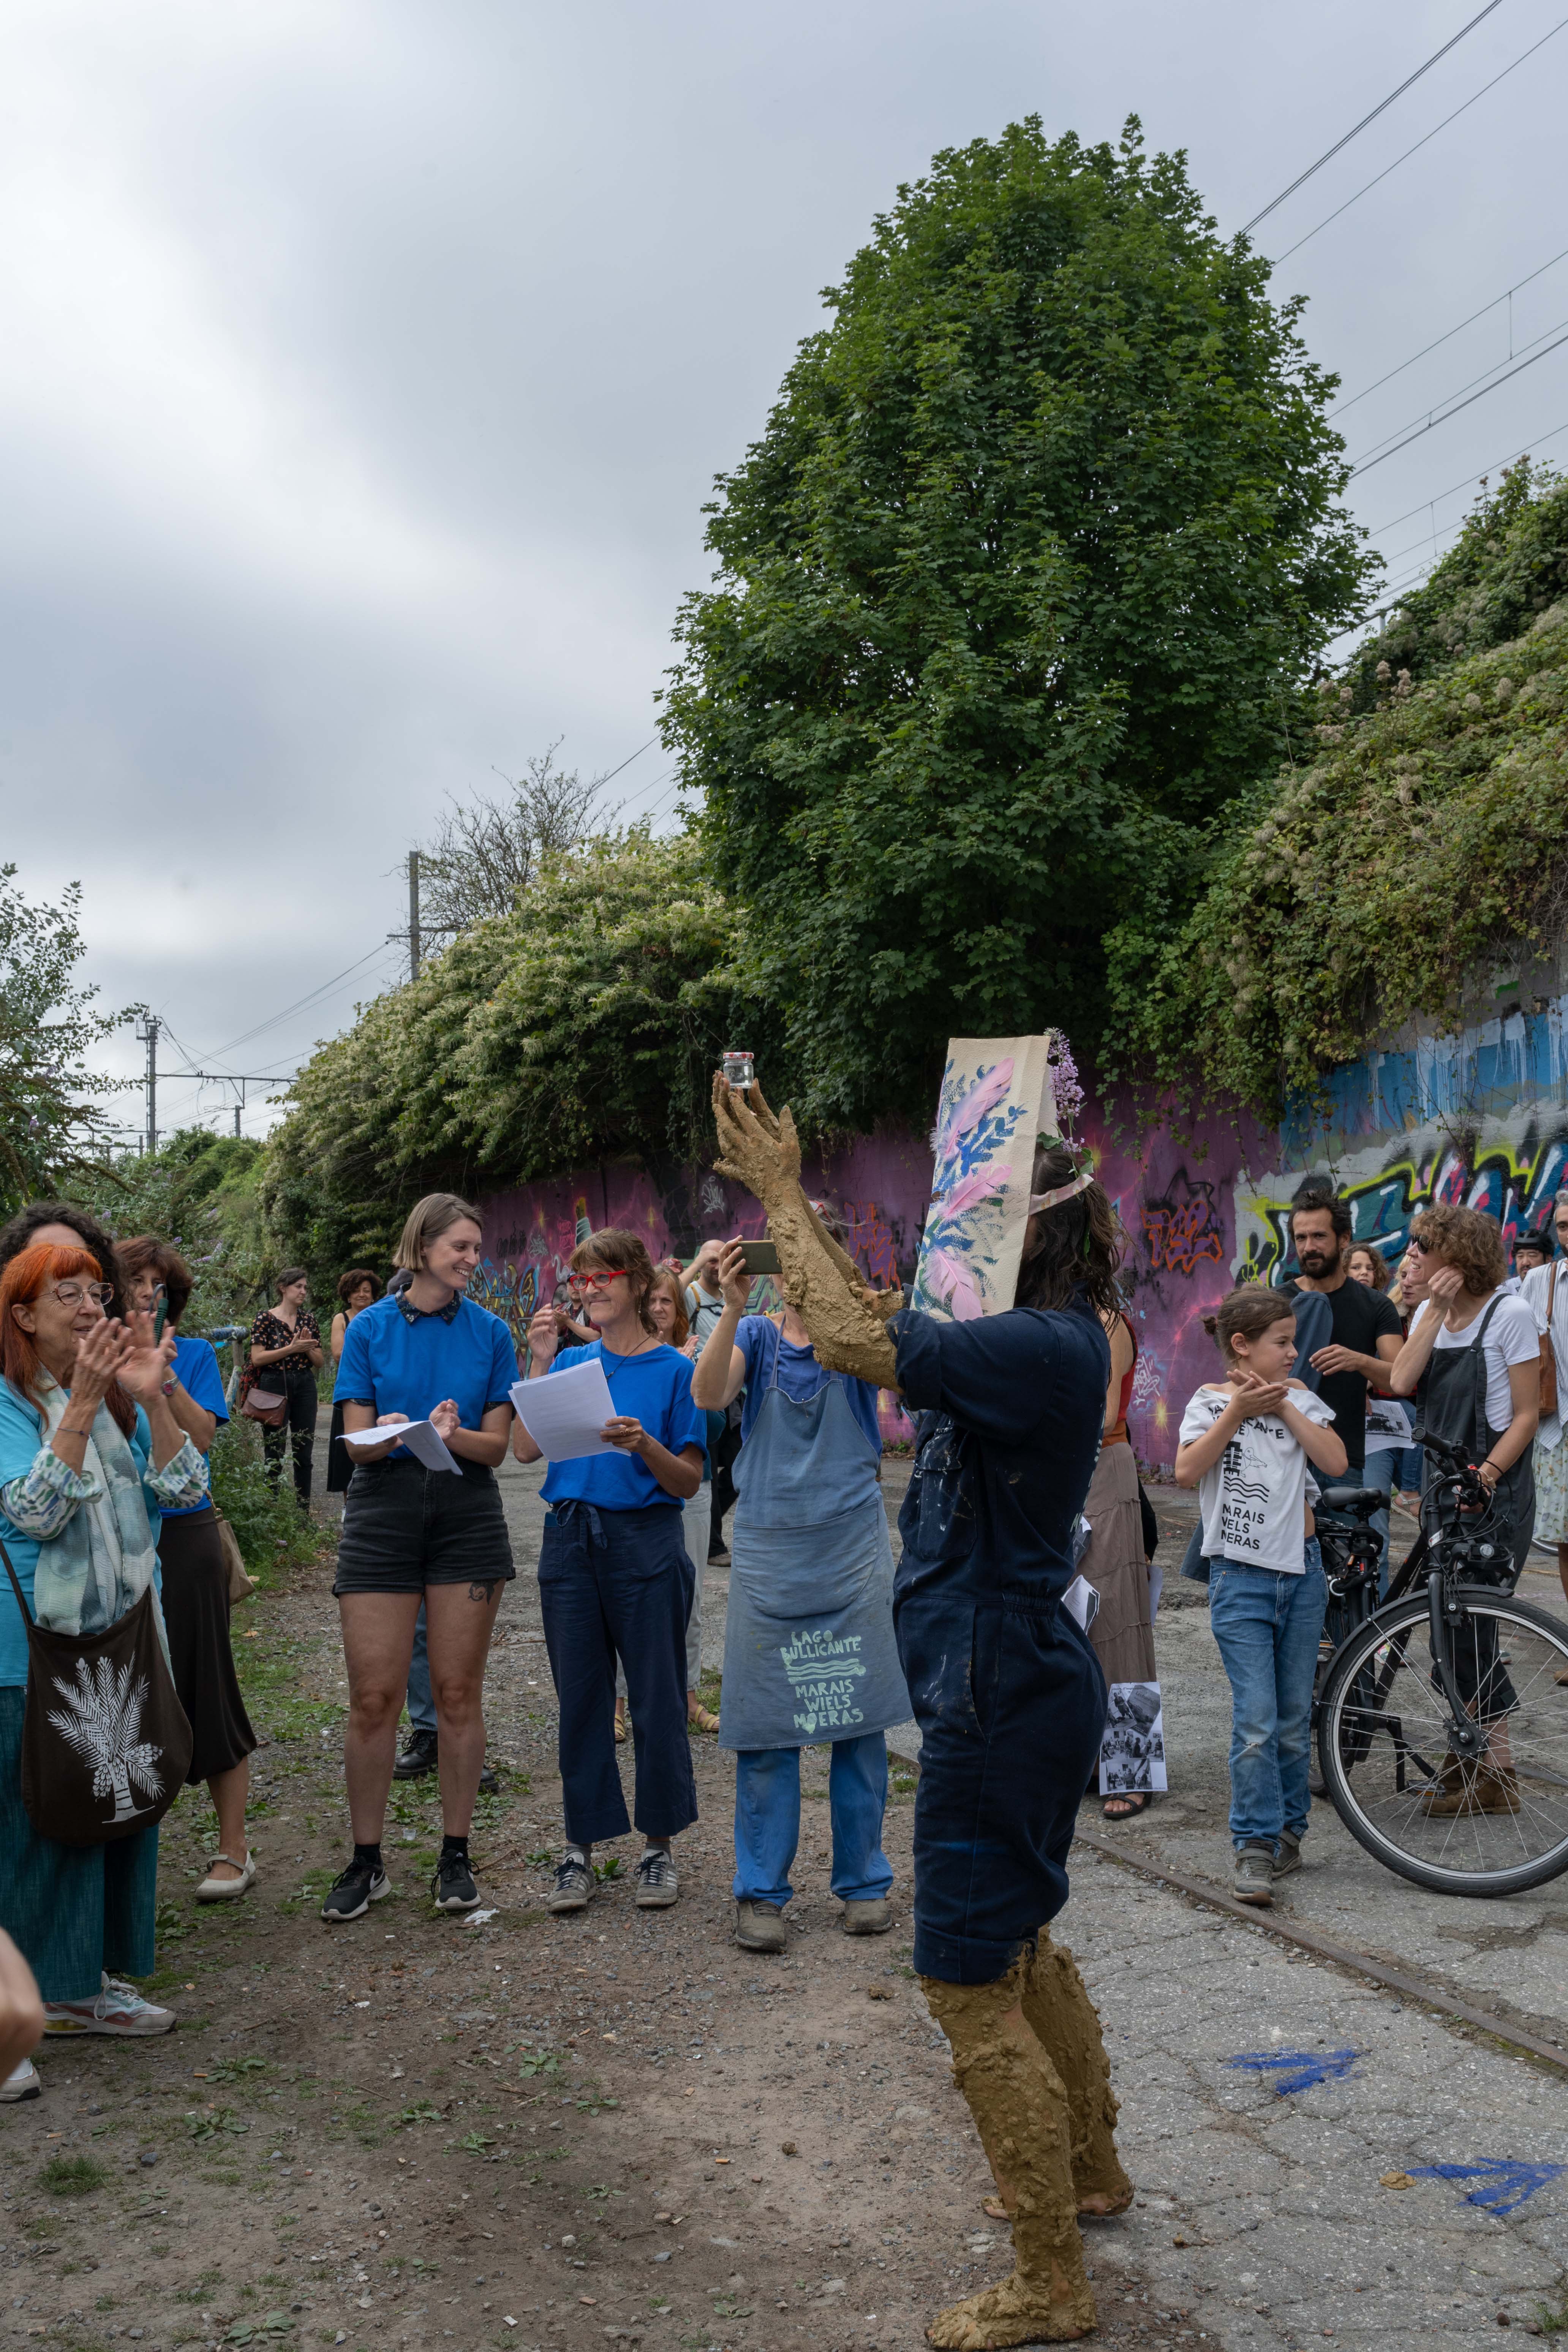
[{"xmin": 29, "ymin": 1377, "xmax": 165, "ymax": 1640}]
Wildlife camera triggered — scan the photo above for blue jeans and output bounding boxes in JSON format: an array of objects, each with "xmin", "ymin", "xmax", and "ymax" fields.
[
  {"xmin": 1207, "ymin": 1551, "xmax": 1328, "ymax": 1851},
  {"xmin": 732, "ymin": 1734, "xmax": 893, "ymax": 1908},
  {"xmin": 406, "ymin": 1601, "xmax": 436, "ymax": 1733}
]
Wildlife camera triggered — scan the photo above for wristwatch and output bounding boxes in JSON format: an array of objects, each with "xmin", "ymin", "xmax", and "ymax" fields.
[{"xmin": 161, "ymin": 1372, "xmax": 179, "ymax": 1397}]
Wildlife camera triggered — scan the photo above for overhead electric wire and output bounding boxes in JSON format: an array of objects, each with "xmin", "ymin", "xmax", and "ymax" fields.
[
  {"xmin": 1271, "ymin": 13, "xmax": 1568, "ymax": 266},
  {"xmin": 1348, "ymin": 327, "xmax": 1568, "ymax": 476},
  {"xmin": 1363, "ymin": 412, "xmax": 1568, "ymax": 537},
  {"xmin": 197, "ymin": 942, "xmax": 394, "ymax": 1063},
  {"xmin": 1331, "ymin": 241, "xmax": 1568, "ymax": 416},
  {"xmin": 1346, "ymin": 309, "xmax": 1568, "ymax": 466},
  {"xmin": 1241, "ymin": 0, "xmax": 1506, "ymax": 233}
]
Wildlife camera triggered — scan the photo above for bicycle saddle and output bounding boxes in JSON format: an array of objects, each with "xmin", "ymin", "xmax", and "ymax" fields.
[{"xmin": 1317, "ymin": 1486, "xmax": 1384, "ymax": 1515}]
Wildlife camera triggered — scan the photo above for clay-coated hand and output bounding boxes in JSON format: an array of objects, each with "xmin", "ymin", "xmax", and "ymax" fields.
[{"xmin": 712, "ymin": 1070, "xmax": 801, "ymax": 1204}]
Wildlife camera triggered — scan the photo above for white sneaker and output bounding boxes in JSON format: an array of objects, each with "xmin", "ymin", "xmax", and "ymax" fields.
[
  {"xmin": 196, "ymin": 1850, "xmax": 256, "ymax": 1902},
  {"xmin": 43, "ymin": 1973, "xmax": 175, "ymax": 2038},
  {"xmin": 0, "ymin": 2058, "xmax": 40, "ymax": 2101}
]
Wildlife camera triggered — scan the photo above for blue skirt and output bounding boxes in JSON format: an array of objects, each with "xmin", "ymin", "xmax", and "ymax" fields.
[{"xmin": 0, "ymin": 1688, "xmax": 160, "ymax": 2003}]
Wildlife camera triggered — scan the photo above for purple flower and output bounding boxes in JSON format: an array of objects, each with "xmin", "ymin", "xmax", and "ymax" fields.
[{"xmin": 1048, "ymin": 1032, "xmax": 1084, "ymax": 1134}]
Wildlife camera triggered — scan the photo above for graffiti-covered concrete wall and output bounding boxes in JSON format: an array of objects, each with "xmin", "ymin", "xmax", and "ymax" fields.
[
  {"xmin": 474, "ymin": 983, "xmax": 1568, "ymax": 1476},
  {"xmin": 473, "ymin": 1098, "xmax": 1273, "ymax": 1466}
]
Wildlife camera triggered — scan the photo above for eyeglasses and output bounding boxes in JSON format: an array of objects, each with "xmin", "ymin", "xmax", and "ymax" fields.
[
  {"xmin": 579, "ymin": 1269, "xmax": 628, "ymax": 1292},
  {"xmin": 51, "ymin": 1282, "xmax": 112, "ymax": 1309}
]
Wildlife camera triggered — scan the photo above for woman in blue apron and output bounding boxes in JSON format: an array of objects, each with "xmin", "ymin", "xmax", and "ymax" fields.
[{"xmin": 691, "ymin": 1228, "xmax": 909, "ymax": 1955}]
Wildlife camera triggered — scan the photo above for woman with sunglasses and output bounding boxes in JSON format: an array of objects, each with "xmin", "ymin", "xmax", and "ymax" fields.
[{"xmin": 516, "ymin": 1230, "xmax": 705, "ymax": 1916}]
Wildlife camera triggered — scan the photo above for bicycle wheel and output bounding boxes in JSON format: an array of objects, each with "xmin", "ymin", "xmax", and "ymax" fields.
[{"xmin": 1318, "ymin": 1592, "xmax": 1568, "ymax": 1895}]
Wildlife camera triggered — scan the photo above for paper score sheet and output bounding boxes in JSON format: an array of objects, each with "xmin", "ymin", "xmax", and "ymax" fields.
[
  {"xmin": 339, "ymin": 1419, "xmax": 461, "ymax": 1474},
  {"xmin": 509, "ymin": 1359, "xmax": 618, "ymax": 1461}
]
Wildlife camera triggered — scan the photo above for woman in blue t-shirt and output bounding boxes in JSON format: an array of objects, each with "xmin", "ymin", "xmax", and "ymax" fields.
[
  {"xmin": 515, "ymin": 1229, "xmax": 704, "ymax": 1916},
  {"xmin": 327, "ymin": 1194, "xmax": 520, "ymax": 1924},
  {"xmin": 690, "ymin": 1224, "xmax": 908, "ymax": 1955}
]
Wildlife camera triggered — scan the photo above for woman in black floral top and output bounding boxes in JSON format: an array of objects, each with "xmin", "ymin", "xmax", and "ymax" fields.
[{"xmin": 247, "ymin": 1269, "xmax": 323, "ymax": 1508}]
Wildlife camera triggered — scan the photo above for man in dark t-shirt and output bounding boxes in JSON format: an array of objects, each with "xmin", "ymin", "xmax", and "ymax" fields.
[{"xmin": 1283, "ymin": 1189, "xmax": 1403, "ymax": 1472}]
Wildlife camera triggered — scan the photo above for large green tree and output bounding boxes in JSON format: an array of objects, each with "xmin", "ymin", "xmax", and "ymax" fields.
[{"xmin": 662, "ymin": 116, "xmax": 1375, "ymax": 1128}]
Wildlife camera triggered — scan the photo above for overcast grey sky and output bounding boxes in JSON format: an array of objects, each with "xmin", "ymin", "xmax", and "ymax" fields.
[{"xmin": 4, "ymin": 0, "xmax": 1564, "ymax": 1141}]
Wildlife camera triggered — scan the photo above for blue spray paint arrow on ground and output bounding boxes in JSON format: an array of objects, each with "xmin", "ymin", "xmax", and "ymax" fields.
[
  {"xmin": 1405, "ymin": 2161, "xmax": 1565, "ymax": 2217},
  {"xmin": 1223, "ymin": 2048, "xmax": 1360, "ymax": 2096}
]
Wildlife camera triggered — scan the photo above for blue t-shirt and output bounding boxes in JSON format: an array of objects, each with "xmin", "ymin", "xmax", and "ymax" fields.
[
  {"xmin": 539, "ymin": 1340, "xmax": 705, "ymax": 1513},
  {"xmin": 161, "ymin": 1333, "xmax": 230, "ymax": 1519},
  {"xmin": 734, "ymin": 1316, "xmax": 882, "ymax": 1453},
  {"xmin": 334, "ymin": 1294, "xmax": 520, "ymax": 1462},
  {"xmin": 0, "ymin": 1385, "xmax": 162, "ymax": 1688}
]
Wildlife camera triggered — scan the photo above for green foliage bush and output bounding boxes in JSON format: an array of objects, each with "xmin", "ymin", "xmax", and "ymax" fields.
[
  {"xmin": 80, "ymin": 1128, "xmax": 273, "ymax": 1328},
  {"xmin": 263, "ymin": 831, "xmax": 756, "ymax": 1271},
  {"xmin": 661, "ymin": 115, "xmax": 1372, "ymax": 1129},
  {"xmin": 1115, "ymin": 466, "xmax": 1568, "ymax": 1114},
  {"xmin": 208, "ymin": 1421, "xmax": 321, "ymax": 1579}
]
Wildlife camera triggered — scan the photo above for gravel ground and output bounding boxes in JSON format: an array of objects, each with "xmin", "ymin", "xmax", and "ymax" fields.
[{"xmin": 3, "ymin": 1455, "xmax": 1566, "ymax": 2352}]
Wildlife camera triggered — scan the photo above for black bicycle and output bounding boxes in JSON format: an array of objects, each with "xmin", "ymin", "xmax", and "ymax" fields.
[{"xmin": 1311, "ymin": 1433, "xmax": 1568, "ymax": 1896}]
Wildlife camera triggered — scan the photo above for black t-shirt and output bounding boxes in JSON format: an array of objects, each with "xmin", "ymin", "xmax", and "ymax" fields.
[{"xmin": 1282, "ymin": 1277, "xmax": 1402, "ymax": 1468}]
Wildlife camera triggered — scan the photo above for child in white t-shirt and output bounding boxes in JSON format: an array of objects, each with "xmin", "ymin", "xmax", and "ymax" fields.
[{"xmin": 1176, "ymin": 1287, "xmax": 1347, "ymax": 1907}]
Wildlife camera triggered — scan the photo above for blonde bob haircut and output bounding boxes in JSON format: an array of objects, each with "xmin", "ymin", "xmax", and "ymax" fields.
[{"xmin": 394, "ymin": 1192, "xmax": 483, "ymax": 1273}]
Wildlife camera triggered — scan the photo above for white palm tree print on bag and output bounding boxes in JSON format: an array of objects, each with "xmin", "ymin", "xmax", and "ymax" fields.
[{"xmin": 46, "ymin": 1657, "xmax": 166, "ymax": 1824}]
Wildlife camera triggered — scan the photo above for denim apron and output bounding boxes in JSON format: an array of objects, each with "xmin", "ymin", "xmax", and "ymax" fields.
[
  {"xmin": 1418, "ymin": 1295, "xmax": 1535, "ymax": 1579},
  {"xmin": 718, "ymin": 1331, "xmax": 910, "ymax": 1752}
]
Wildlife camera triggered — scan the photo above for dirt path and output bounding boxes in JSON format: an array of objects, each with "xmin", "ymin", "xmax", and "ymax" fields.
[{"xmin": 3, "ymin": 1513, "xmax": 1180, "ymax": 2352}]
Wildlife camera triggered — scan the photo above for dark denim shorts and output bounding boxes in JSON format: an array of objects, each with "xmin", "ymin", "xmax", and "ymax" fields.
[{"xmin": 332, "ymin": 1458, "xmax": 515, "ymax": 1595}]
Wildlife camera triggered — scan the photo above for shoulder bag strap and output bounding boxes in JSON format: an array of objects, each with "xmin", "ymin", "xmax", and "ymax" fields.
[{"xmin": 0, "ymin": 1533, "xmax": 34, "ymax": 1626}]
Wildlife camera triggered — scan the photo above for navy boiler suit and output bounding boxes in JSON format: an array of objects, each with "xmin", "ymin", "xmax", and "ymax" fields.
[{"xmin": 889, "ymin": 1299, "xmax": 1110, "ymax": 1985}]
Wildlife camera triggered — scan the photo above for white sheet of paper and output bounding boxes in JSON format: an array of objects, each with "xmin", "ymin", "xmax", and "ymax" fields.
[
  {"xmin": 510, "ymin": 1359, "xmax": 618, "ymax": 1461},
  {"xmin": 339, "ymin": 1419, "xmax": 461, "ymax": 1474},
  {"xmin": 1062, "ymin": 1573, "xmax": 1100, "ymax": 1631}
]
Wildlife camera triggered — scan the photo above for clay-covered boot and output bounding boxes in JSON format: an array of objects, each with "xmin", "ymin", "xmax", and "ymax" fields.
[
  {"xmin": 1021, "ymin": 1931, "xmax": 1133, "ymax": 2218},
  {"xmin": 921, "ymin": 1962, "xmax": 1097, "ymax": 2347}
]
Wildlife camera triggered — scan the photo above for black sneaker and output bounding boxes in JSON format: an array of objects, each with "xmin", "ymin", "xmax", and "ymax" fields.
[
  {"xmin": 394, "ymin": 1728, "xmax": 438, "ymax": 1781},
  {"xmin": 432, "ymin": 1853, "xmax": 482, "ymax": 1912},
  {"xmin": 478, "ymin": 1760, "xmax": 501, "ymax": 1796},
  {"xmin": 321, "ymin": 1857, "xmax": 390, "ymax": 1923},
  {"xmin": 547, "ymin": 1855, "xmax": 594, "ymax": 1915}
]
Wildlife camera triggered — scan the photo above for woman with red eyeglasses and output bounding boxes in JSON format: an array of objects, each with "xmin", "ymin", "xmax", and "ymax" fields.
[{"xmin": 516, "ymin": 1229, "xmax": 705, "ymax": 1917}]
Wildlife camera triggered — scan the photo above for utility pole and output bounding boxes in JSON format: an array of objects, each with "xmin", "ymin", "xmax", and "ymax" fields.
[
  {"xmin": 408, "ymin": 850, "xmax": 422, "ymax": 980},
  {"xmin": 135, "ymin": 1015, "xmax": 160, "ymax": 1157}
]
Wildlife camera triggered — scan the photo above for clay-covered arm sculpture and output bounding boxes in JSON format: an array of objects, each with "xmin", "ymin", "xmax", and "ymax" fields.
[{"xmin": 711, "ymin": 1071, "xmax": 904, "ymax": 1391}]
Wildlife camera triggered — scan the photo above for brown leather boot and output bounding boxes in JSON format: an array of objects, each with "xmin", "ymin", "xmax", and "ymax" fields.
[
  {"xmin": 920, "ymin": 1961, "xmax": 1096, "ymax": 2347},
  {"xmin": 1021, "ymin": 1932, "xmax": 1133, "ymax": 2217}
]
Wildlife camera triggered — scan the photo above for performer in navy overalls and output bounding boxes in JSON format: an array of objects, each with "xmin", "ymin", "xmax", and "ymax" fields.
[{"xmin": 712, "ymin": 1076, "xmax": 1132, "ymax": 2351}]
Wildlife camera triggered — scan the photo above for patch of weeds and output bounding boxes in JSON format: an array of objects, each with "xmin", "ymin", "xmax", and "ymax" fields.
[
  {"xmin": 391, "ymin": 2100, "xmax": 443, "ymax": 2129},
  {"xmin": 202, "ymin": 2166, "xmax": 245, "ymax": 2186},
  {"xmin": 889, "ymin": 1772, "xmax": 917, "ymax": 1796},
  {"xmin": 40, "ymin": 2155, "xmax": 109, "ymax": 2197},
  {"xmin": 155, "ymin": 1898, "xmax": 194, "ymax": 1946},
  {"xmin": 187, "ymin": 2105, "xmax": 250, "ymax": 2141},
  {"xmin": 712, "ymin": 2298, "xmax": 754, "ymax": 2319},
  {"xmin": 24, "ymin": 2214, "xmax": 60, "ymax": 2240},
  {"xmin": 176, "ymin": 2271, "xmax": 223, "ymax": 2304},
  {"xmin": 511, "ymin": 2045, "xmax": 559, "ymax": 2079},
  {"xmin": 591, "ymin": 1857, "xmax": 622, "ymax": 1884},
  {"xmin": 221, "ymin": 2312, "xmax": 294, "ymax": 2345},
  {"xmin": 524, "ymin": 1849, "xmax": 555, "ymax": 1868},
  {"xmin": 149, "ymin": 2239, "xmax": 172, "ymax": 2258},
  {"xmin": 1537, "ymin": 2275, "xmax": 1568, "ymax": 2335},
  {"xmin": 94, "ymin": 2296, "xmax": 118, "ymax": 2313},
  {"xmin": 204, "ymin": 2056, "xmax": 270, "ymax": 2087},
  {"xmin": 454, "ymin": 2129, "xmax": 496, "ymax": 2152}
]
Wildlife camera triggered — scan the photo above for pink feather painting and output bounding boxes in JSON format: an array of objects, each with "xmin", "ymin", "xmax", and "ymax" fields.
[{"xmin": 911, "ymin": 1035, "xmax": 1060, "ymax": 1323}]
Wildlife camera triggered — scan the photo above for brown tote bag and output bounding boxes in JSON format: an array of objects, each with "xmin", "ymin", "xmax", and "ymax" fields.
[{"xmin": 0, "ymin": 1537, "xmax": 192, "ymax": 1846}]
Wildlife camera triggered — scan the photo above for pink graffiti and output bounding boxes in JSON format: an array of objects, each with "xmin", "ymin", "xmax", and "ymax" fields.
[{"xmin": 844, "ymin": 1200, "xmax": 901, "ymax": 1291}]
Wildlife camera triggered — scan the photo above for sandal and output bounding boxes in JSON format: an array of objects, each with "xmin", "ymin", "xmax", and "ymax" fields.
[
  {"xmin": 687, "ymin": 1701, "xmax": 721, "ymax": 1734},
  {"xmin": 1102, "ymin": 1792, "xmax": 1152, "ymax": 1821},
  {"xmin": 613, "ymin": 1705, "xmax": 628, "ymax": 1744},
  {"xmin": 981, "ymin": 2194, "xmax": 1008, "ymax": 2221}
]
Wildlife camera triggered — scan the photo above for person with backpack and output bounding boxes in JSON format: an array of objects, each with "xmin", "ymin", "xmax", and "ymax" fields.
[{"xmin": 1176, "ymin": 1288, "xmax": 1346, "ymax": 1906}]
